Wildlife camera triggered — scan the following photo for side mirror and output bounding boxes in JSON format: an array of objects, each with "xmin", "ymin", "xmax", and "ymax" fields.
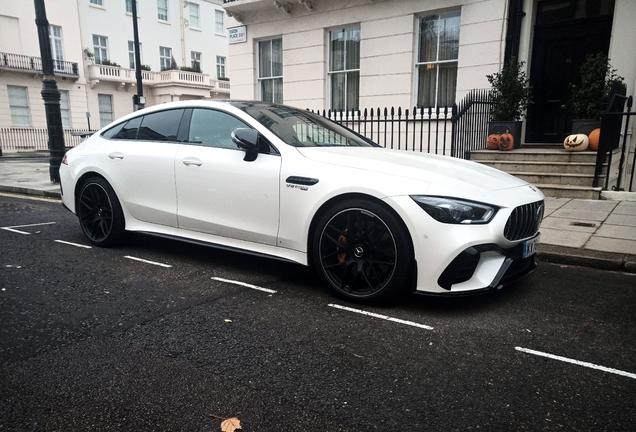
[{"xmin": 232, "ymin": 128, "xmax": 259, "ymax": 162}]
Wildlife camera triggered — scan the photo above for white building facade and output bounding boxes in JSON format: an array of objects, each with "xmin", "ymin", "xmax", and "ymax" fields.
[
  {"xmin": 0, "ymin": 0, "xmax": 231, "ymax": 138},
  {"xmin": 223, "ymin": 0, "xmax": 635, "ymax": 145}
]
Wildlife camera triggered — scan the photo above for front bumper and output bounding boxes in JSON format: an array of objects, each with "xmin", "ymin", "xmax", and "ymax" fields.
[{"xmin": 432, "ymin": 241, "xmax": 538, "ymax": 295}]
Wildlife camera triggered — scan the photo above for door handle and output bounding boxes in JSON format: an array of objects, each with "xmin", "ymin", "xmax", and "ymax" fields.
[
  {"xmin": 108, "ymin": 152, "xmax": 124, "ymax": 159},
  {"xmin": 182, "ymin": 157, "xmax": 202, "ymax": 167}
]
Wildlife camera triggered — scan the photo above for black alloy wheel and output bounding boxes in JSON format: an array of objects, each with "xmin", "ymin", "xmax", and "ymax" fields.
[
  {"xmin": 313, "ymin": 199, "xmax": 414, "ymax": 303},
  {"xmin": 78, "ymin": 177, "xmax": 125, "ymax": 247}
]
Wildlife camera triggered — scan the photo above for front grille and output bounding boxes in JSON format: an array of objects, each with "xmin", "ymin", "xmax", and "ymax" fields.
[{"xmin": 504, "ymin": 200, "xmax": 544, "ymax": 241}]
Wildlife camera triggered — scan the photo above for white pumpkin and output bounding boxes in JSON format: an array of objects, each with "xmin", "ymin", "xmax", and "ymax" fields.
[{"xmin": 563, "ymin": 134, "xmax": 589, "ymax": 151}]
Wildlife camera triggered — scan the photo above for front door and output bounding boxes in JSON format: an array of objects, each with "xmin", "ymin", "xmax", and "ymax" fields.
[{"xmin": 525, "ymin": 0, "xmax": 614, "ymax": 144}]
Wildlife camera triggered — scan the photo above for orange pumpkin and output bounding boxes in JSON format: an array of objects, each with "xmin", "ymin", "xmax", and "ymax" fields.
[
  {"xmin": 486, "ymin": 134, "xmax": 500, "ymax": 150},
  {"xmin": 588, "ymin": 128, "xmax": 600, "ymax": 151},
  {"xmin": 499, "ymin": 132, "xmax": 514, "ymax": 151}
]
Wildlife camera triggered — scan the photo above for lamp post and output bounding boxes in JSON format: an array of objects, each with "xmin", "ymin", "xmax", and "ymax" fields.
[
  {"xmin": 34, "ymin": 0, "xmax": 65, "ymax": 184},
  {"xmin": 131, "ymin": 0, "xmax": 145, "ymax": 110}
]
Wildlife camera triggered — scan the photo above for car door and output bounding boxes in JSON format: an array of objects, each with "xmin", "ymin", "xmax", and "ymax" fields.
[
  {"xmin": 101, "ymin": 109, "xmax": 184, "ymax": 227},
  {"xmin": 175, "ymin": 108, "xmax": 281, "ymax": 245}
]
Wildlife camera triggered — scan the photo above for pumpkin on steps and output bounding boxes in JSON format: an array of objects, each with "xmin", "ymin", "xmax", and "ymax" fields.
[
  {"xmin": 499, "ymin": 132, "xmax": 514, "ymax": 151},
  {"xmin": 563, "ymin": 133, "xmax": 589, "ymax": 151},
  {"xmin": 588, "ymin": 128, "xmax": 600, "ymax": 151},
  {"xmin": 486, "ymin": 134, "xmax": 500, "ymax": 150}
]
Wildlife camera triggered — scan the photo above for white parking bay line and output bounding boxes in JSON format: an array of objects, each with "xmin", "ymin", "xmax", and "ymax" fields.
[
  {"xmin": 1, "ymin": 221, "xmax": 56, "ymax": 235},
  {"xmin": 124, "ymin": 256, "xmax": 172, "ymax": 268},
  {"xmin": 516, "ymin": 347, "xmax": 636, "ymax": 380},
  {"xmin": 55, "ymin": 240, "xmax": 92, "ymax": 249},
  {"xmin": 211, "ymin": 277, "xmax": 277, "ymax": 294},
  {"xmin": 328, "ymin": 304, "xmax": 434, "ymax": 330}
]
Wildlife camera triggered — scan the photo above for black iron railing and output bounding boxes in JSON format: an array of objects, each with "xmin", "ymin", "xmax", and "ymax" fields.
[
  {"xmin": 0, "ymin": 128, "xmax": 93, "ymax": 155},
  {"xmin": 450, "ymin": 89, "xmax": 493, "ymax": 159},
  {"xmin": 309, "ymin": 107, "xmax": 454, "ymax": 155},
  {"xmin": 0, "ymin": 52, "xmax": 79, "ymax": 77},
  {"xmin": 593, "ymin": 95, "xmax": 636, "ymax": 191},
  {"xmin": 309, "ymin": 90, "xmax": 493, "ymax": 159}
]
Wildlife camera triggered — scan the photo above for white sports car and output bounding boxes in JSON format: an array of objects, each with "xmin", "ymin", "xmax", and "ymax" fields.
[{"xmin": 60, "ymin": 101, "xmax": 544, "ymax": 303}]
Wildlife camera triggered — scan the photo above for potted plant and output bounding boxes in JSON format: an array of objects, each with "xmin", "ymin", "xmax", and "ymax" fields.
[
  {"xmin": 486, "ymin": 57, "xmax": 532, "ymax": 149},
  {"xmin": 570, "ymin": 53, "xmax": 623, "ymax": 135}
]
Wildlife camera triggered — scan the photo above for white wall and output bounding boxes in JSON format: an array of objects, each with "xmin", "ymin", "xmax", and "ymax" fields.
[
  {"xmin": 0, "ymin": 0, "xmax": 88, "ymax": 129},
  {"xmin": 77, "ymin": 0, "xmax": 229, "ymax": 123},
  {"xmin": 227, "ymin": 0, "xmax": 509, "ymax": 110}
]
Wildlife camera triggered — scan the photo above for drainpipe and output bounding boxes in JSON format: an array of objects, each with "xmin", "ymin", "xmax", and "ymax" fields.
[{"xmin": 180, "ymin": 0, "xmax": 186, "ymax": 67}]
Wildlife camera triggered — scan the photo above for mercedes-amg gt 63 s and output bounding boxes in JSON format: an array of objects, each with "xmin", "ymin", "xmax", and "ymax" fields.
[{"xmin": 60, "ymin": 101, "xmax": 544, "ymax": 303}]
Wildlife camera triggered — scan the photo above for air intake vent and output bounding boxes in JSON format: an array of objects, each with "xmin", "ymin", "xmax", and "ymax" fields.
[{"xmin": 504, "ymin": 200, "xmax": 544, "ymax": 241}]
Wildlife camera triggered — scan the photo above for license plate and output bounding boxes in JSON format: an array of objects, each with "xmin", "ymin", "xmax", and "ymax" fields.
[{"xmin": 522, "ymin": 234, "xmax": 540, "ymax": 259}]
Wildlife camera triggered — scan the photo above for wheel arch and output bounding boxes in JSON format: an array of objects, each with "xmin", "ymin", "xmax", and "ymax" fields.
[
  {"xmin": 73, "ymin": 172, "xmax": 111, "ymax": 214},
  {"xmin": 306, "ymin": 192, "xmax": 414, "ymax": 268}
]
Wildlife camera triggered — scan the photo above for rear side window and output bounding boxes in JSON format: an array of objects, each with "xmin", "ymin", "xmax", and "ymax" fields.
[
  {"xmin": 115, "ymin": 117, "xmax": 142, "ymax": 140},
  {"xmin": 137, "ymin": 109, "xmax": 185, "ymax": 142},
  {"xmin": 101, "ymin": 122, "xmax": 125, "ymax": 139}
]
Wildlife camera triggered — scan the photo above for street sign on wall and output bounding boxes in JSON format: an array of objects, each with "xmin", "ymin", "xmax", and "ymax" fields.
[{"xmin": 228, "ymin": 26, "xmax": 247, "ymax": 44}]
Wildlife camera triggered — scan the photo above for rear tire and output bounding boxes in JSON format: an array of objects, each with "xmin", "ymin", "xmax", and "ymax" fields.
[
  {"xmin": 312, "ymin": 199, "xmax": 414, "ymax": 304},
  {"xmin": 77, "ymin": 177, "xmax": 126, "ymax": 247}
]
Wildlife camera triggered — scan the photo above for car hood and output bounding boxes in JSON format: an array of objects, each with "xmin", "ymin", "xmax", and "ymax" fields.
[{"xmin": 296, "ymin": 147, "xmax": 530, "ymax": 193}]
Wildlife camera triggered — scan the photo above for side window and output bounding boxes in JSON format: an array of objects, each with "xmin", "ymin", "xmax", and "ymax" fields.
[
  {"xmin": 137, "ymin": 109, "xmax": 185, "ymax": 141},
  {"xmin": 188, "ymin": 109, "xmax": 249, "ymax": 149},
  {"xmin": 115, "ymin": 116, "xmax": 142, "ymax": 140},
  {"xmin": 102, "ymin": 122, "xmax": 125, "ymax": 139}
]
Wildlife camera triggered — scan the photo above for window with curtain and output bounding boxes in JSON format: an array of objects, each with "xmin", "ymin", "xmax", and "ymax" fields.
[
  {"xmin": 49, "ymin": 25, "xmax": 64, "ymax": 72},
  {"xmin": 189, "ymin": 3, "xmax": 199, "ymax": 29},
  {"xmin": 160, "ymin": 46, "xmax": 172, "ymax": 70},
  {"xmin": 60, "ymin": 90, "xmax": 71, "ymax": 128},
  {"xmin": 329, "ymin": 27, "xmax": 360, "ymax": 112},
  {"xmin": 98, "ymin": 94, "xmax": 114, "ymax": 127},
  {"xmin": 258, "ymin": 38, "xmax": 283, "ymax": 104},
  {"xmin": 8, "ymin": 86, "xmax": 31, "ymax": 126},
  {"xmin": 215, "ymin": 10, "xmax": 224, "ymax": 34},
  {"xmin": 157, "ymin": 0, "xmax": 168, "ymax": 21},
  {"xmin": 93, "ymin": 35, "xmax": 108, "ymax": 64},
  {"xmin": 416, "ymin": 10, "xmax": 460, "ymax": 109},
  {"xmin": 191, "ymin": 51, "xmax": 201, "ymax": 71},
  {"xmin": 216, "ymin": 56, "xmax": 226, "ymax": 78},
  {"xmin": 128, "ymin": 41, "xmax": 142, "ymax": 69}
]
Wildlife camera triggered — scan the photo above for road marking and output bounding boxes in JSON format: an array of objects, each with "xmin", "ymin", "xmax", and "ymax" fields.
[
  {"xmin": 1, "ymin": 221, "xmax": 56, "ymax": 235},
  {"xmin": 515, "ymin": 347, "xmax": 636, "ymax": 380},
  {"xmin": 55, "ymin": 240, "xmax": 92, "ymax": 249},
  {"xmin": 211, "ymin": 277, "xmax": 277, "ymax": 294},
  {"xmin": 328, "ymin": 304, "xmax": 434, "ymax": 330},
  {"xmin": 124, "ymin": 255, "xmax": 172, "ymax": 268}
]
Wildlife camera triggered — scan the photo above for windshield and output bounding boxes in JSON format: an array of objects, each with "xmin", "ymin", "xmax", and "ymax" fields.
[{"xmin": 232, "ymin": 102, "xmax": 378, "ymax": 148}]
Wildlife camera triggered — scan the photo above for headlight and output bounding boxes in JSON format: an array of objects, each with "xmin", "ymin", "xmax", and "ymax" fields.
[{"xmin": 410, "ymin": 196, "xmax": 497, "ymax": 224}]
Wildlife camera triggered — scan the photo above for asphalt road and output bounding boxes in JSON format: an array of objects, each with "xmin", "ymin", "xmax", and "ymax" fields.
[{"xmin": 1, "ymin": 192, "xmax": 635, "ymax": 431}]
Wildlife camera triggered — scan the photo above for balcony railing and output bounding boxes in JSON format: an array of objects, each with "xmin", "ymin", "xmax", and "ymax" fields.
[
  {"xmin": 0, "ymin": 52, "xmax": 79, "ymax": 77},
  {"xmin": 86, "ymin": 64, "xmax": 230, "ymax": 92}
]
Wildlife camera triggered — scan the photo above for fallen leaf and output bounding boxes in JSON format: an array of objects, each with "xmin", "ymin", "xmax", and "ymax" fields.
[
  {"xmin": 224, "ymin": 319, "xmax": 232, "ymax": 323},
  {"xmin": 104, "ymin": 291, "xmax": 110, "ymax": 294},
  {"xmin": 35, "ymin": 231, "xmax": 41, "ymax": 234},
  {"xmin": 526, "ymin": 329, "xmax": 531, "ymax": 332},
  {"xmin": 221, "ymin": 417, "xmax": 242, "ymax": 432}
]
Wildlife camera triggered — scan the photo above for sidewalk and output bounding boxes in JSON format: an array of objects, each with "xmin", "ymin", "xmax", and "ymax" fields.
[{"xmin": 1, "ymin": 155, "xmax": 635, "ymax": 273}]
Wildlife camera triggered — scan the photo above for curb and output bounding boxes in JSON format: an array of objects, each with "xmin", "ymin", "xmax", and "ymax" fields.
[
  {"xmin": 537, "ymin": 244, "xmax": 636, "ymax": 274},
  {"xmin": 0, "ymin": 185, "xmax": 61, "ymax": 199}
]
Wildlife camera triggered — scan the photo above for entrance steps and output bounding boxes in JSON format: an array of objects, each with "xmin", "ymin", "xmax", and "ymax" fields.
[{"xmin": 469, "ymin": 148, "xmax": 603, "ymax": 199}]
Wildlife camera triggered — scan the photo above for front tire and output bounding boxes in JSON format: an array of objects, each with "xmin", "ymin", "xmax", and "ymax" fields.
[
  {"xmin": 312, "ymin": 199, "xmax": 414, "ymax": 304},
  {"xmin": 77, "ymin": 177, "xmax": 126, "ymax": 247}
]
